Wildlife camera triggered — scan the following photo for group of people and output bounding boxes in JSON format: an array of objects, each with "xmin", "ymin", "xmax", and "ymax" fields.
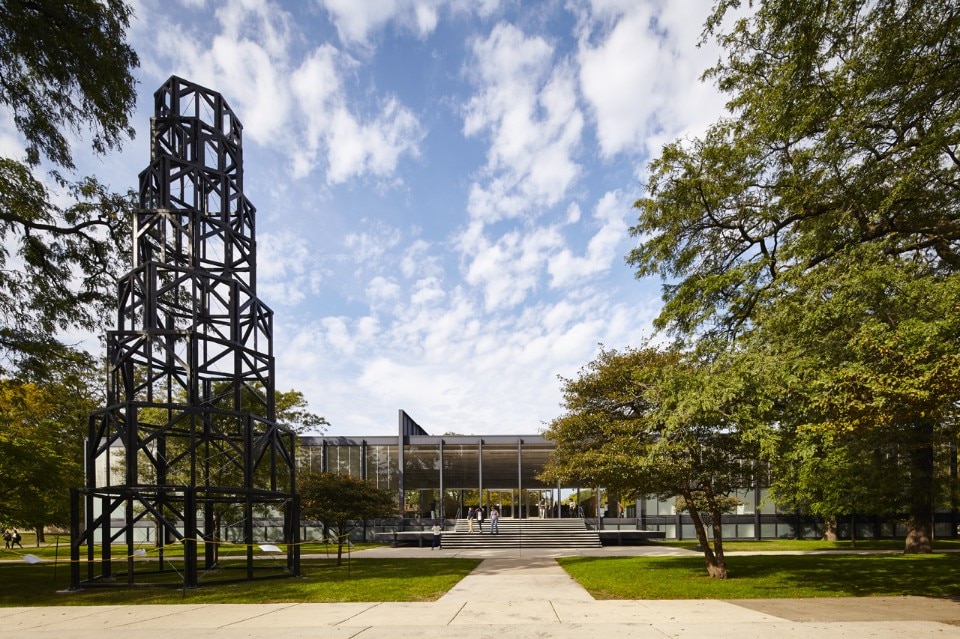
[
  {"xmin": 429, "ymin": 505, "xmax": 502, "ymax": 549},
  {"xmin": 2, "ymin": 529, "xmax": 23, "ymax": 549},
  {"xmin": 466, "ymin": 505, "xmax": 500, "ymax": 534}
]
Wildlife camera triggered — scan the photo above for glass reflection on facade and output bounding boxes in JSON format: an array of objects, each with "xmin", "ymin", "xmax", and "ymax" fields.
[{"xmin": 297, "ymin": 410, "xmax": 960, "ymax": 541}]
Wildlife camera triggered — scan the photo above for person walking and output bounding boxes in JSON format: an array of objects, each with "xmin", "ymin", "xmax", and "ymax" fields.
[
  {"xmin": 11, "ymin": 530, "xmax": 22, "ymax": 548},
  {"xmin": 466, "ymin": 507, "xmax": 476, "ymax": 532},
  {"xmin": 490, "ymin": 507, "xmax": 500, "ymax": 534},
  {"xmin": 2, "ymin": 530, "xmax": 10, "ymax": 548},
  {"xmin": 431, "ymin": 523, "xmax": 442, "ymax": 549},
  {"xmin": 477, "ymin": 505, "xmax": 484, "ymax": 533}
]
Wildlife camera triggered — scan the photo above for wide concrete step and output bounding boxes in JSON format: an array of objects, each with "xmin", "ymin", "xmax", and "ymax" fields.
[{"xmin": 442, "ymin": 518, "xmax": 601, "ymax": 548}]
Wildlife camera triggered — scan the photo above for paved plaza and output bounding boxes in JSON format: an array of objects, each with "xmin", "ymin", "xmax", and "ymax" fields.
[{"xmin": 2, "ymin": 545, "xmax": 959, "ymax": 638}]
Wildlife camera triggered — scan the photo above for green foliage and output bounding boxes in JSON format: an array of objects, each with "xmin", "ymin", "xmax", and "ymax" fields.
[
  {"xmin": 627, "ymin": 0, "xmax": 960, "ymax": 553},
  {"xmin": 0, "ymin": 0, "xmax": 138, "ymax": 169},
  {"xmin": 541, "ymin": 344, "xmax": 762, "ymax": 576},
  {"xmin": 275, "ymin": 389, "xmax": 329, "ymax": 433},
  {"xmin": 298, "ymin": 471, "xmax": 397, "ymax": 564},
  {"xmin": 0, "ymin": 0, "xmax": 139, "ymax": 377},
  {"xmin": 630, "ymin": 0, "xmax": 960, "ymax": 336},
  {"xmin": 0, "ymin": 351, "xmax": 100, "ymax": 531}
]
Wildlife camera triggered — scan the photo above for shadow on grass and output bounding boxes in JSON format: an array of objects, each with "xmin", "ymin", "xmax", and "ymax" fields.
[
  {"xmin": 558, "ymin": 553, "xmax": 960, "ymax": 599},
  {"xmin": 0, "ymin": 557, "xmax": 481, "ymax": 606}
]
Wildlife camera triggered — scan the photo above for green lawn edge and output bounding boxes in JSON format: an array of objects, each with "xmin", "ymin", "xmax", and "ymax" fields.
[
  {"xmin": 557, "ymin": 554, "xmax": 960, "ymax": 599},
  {"xmin": 0, "ymin": 557, "xmax": 481, "ymax": 606}
]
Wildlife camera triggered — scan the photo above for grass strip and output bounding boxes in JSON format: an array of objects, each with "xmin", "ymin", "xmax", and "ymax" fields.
[
  {"xmin": 557, "ymin": 553, "xmax": 960, "ymax": 599},
  {"xmin": 0, "ymin": 558, "xmax": 480, "ymax": 606},
  {"xmin": 648, "ymin": 538, "xmax": 960, "ymax": 552}
]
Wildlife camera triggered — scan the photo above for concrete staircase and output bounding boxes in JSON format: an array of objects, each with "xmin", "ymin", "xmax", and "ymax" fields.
[{"xmin": 441, "ymin": 518, "xmax": 601, "ymax": 549}]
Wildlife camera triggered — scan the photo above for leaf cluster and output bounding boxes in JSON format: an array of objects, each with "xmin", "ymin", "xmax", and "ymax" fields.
[
  {"xmin": 298, "ymin": 471, "xmax": 397, "ymax": 552},
  {"xmin": 0, "ymin": 0, "xmax": 139, "ymax": 378},
  {"xmin": 0, "ymin": 0, "xmax": 138, "ymax": 169},
  {"xmin": 631, "ymin": 0, "xmax": 960, "ymax": 337},
  {"xmin": 541, "ymin": 345, "xmax": 757, "ymax": 504},
  {"xmin": 0, "ymin": 351, "xmax": 100, "ymax": 528}
]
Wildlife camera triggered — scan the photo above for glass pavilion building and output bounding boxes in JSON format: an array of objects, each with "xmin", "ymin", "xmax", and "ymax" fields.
[
  {"xmin": 296, "ymin": 410, "xmax": 960, "ymax": 542},
  {"xmin": 298, "ymin": 410, "xmax": 560, "ymax": 521}
]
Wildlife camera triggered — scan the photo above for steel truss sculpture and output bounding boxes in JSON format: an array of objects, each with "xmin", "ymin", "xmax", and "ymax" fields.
[{"xmin": 71, "ymin": 76, "xmax": 300, "ymax": 588}]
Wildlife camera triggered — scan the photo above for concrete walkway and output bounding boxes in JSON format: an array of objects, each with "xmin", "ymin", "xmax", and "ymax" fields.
[{"xmin": 2, "ymin": 545, "xmax": 959, "ymax": 638}]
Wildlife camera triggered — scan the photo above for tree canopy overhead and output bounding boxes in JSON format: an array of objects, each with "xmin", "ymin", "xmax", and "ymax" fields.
[
  {"xmin": 629, "ymin": 0, "xmax": 960, "ymax": 337},
  {"xmin": 625, "ymin": 0, "xmax": 960, "ymax": 553},
  {"xmin": 0, "ymin": 0, "xmax": 138, "ymax": 169},
  {"xmin": 0, "ymin": 0, "xmax": 139, "ymax": 377}
]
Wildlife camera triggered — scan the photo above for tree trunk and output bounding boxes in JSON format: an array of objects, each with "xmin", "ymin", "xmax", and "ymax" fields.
[
  {"xmin": 335, "ymin": 522, "xmax": 347, "ymax": 566},
  {"xmin": 683, "ymin": 489, "xmax": 727, "ymax": 579},
  {"xmin": 905, "ymin": 421, "xmax": 935, "ymax": 554},
  {"xmin": 34, "ymin": 526, "xmax": 45, "ymax": 544},
  {"xmin": 212, "ymin": 512, "xmax": 222, "ymax": 564}
]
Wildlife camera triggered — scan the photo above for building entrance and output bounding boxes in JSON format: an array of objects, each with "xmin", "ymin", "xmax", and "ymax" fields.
[
  {"xmin": 485, "ymin": 489, "xmax": 516, "ymax": 518},
  {"xmin": 525, "ymin": 489, "xmax": 553, "ymax": 518}
]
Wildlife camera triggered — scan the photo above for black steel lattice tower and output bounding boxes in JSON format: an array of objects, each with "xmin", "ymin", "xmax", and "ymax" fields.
[{"xmin": 71, "ymin": 76, "xmax": 300, "ymax": 588}]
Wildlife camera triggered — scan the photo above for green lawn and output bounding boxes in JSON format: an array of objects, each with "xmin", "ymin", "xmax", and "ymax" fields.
[
  {"xmin": 557, "ymin": 553, "xmax": 960, "ymax": 599},
  {"xmin": 0, "ymin": 557, "xmax": 480, "ymax": 606},
  {"xmin": 648, "ymin": 538, "xmax": 960, "ymax": 552},
  {"xmin": 6, "ymin": 534, "xmax": 960, "ymax": 605},
  {"xmin": 0, "ymin": 535, "xmax": 384, "ymax": 561}
]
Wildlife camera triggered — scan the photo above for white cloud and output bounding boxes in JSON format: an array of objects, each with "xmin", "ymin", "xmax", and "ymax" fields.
[
  {"xmin": 344, "ymin": 223, "xmax": 403, "ymax": 262},
  {"xmin": 576, "ymin": 0, "xmax": 727, "ymax": 158},
  {"xmin": 318, "ymin": 0, "xmax": 500, "ymax": 47},
  {"xmin": 137, "ymin": 0, "xmax": 424, "ymax": 185},
  {"xmin": 276, "ymin": 282, "xmax": 656, "ymax": 436},
  {"xmin": 547, "ymin": 190, "xmax": 629, "ymax": 288},
  {"xmin": 325, "ymin": 98, "xmax": 424, "ymax": 184},
  {"xmin": 463, "ymin": 23, "xmax": 584, "ymax": 224},
  {"xmin": 410, "ymin": 277, "xmax": 446, "ymax": 306},
  {"xmin": 367, "ymin": 275, "xmax": 402, "ymax": 305},
  {"xmin": 400, "ymin": 239, "xmax": 442, "ymax": 279},
  {"xmin": 257, "ymin": 230, "xmax": 327, "ymax": 306}
]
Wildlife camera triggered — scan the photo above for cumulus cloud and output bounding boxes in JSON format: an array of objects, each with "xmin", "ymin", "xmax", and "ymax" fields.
[
  {"xmin": 137, "ymin": 0, "xmax": 424, "ymax": 185},
  {"xmin": 575, "ymin": 0, "xmax": 727, "ymax": 158},
  {"xmin": 257, "ymin": 230, "xmax": 327, "ymax": 306},
  {"xmin": 318, "ymin": 0, "xmax": 501, "ymax": 47},
  {"xmin": 463, "ymin": 23, "xmax": 584, "ymax": 224},
  {"xmin": 547, "ymin": 190, "xmax": 629, "ymax": 288},
  {"xmin": 344, "ymin": 222, "xmax": 403, "ymax": 262},
  {"xmin": 275, "ymin": 282, "xmax": 657, "ymax": 436}
]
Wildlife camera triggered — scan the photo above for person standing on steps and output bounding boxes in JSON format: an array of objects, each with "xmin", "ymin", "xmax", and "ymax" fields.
[
  {"xmin": 477, "ymin": 505, "xmax": 484, "ymax": 533},
  {"xmin": 467, "ymin": 507, "xmax": 476, "ymax": 532},
  {"xmin": 490, "ymin": 507, "xmax": 500, "ymax": 534}
]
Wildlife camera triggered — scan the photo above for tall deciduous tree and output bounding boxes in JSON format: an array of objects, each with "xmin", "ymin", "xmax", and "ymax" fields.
[
  {"xmin": 0, "ymin": 0, "xmax": 139, "ymax": 376},
  {"xmin": 0, "ymin": 350, "xmax": 100, "ymax": 540},
  {"xmin": 749, "ymin": 252, "xmax": 960, "ymax": 549},
  {"xmin": 298, "ymin": 471, "xmax": 397, "ymax": 565},
  {"xmin": 628, "ymin": 0, "xmax": 960, "ymax": 552},
  {"xmin": 540, "ymin": 346, "xmax": 758, "ymax": 578}
]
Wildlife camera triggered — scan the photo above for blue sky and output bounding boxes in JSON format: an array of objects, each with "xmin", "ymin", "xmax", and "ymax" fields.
[{"xmin": 16, "ymin": 0, "xmax": 731, "ymax": 436}]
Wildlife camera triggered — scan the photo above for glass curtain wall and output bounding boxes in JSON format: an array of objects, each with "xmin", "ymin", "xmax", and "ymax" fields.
[
  {"xmin": 441, "ymin": 442, "xmax": 479, "ymax": 518},
  {"xmin": 403, "ymin": 441, "xmax": 440, "ymax": 518}
]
